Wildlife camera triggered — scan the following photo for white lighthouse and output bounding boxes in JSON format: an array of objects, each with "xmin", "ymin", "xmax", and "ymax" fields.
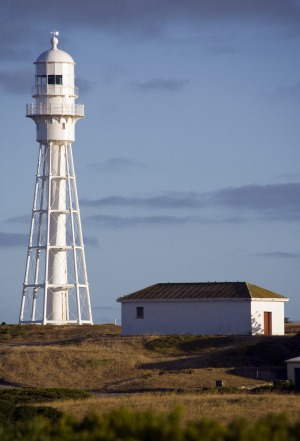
[{"xmin": 19, "ymin": 33, "xmax": 93, "ymax": 325}]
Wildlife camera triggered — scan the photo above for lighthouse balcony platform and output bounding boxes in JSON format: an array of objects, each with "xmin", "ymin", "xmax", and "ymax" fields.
[{"xmin": 26, "ymin": 103, "xmax": 84, "ymax": 117}]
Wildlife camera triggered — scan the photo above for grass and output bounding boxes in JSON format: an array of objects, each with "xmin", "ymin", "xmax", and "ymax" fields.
[
  {"xmin": 0, "ymin": 337, "xmax": 266, "ymax": 390},
  {"xmin": 146, "ymin": 335, "xmax": 235, "ymax": 355},
  {"xmin": 0, "ymin": 322, "xmax": 300, "ymax": 425},
  {"xmin": 45, "ymin": 391, "xmax": 300, "ymax": 425},
  {"xmin": 0, "ymin": 323, "xmax": 120, "ymax": 343},
  {"xmin": 0, "ymin": 323, "xmax": 300, "ymax": 391}
]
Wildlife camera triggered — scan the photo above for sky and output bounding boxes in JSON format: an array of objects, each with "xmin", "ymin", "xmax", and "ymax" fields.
[{"xmin": 0, "ymin": 0, "xmax": 300, "ymax": 324}]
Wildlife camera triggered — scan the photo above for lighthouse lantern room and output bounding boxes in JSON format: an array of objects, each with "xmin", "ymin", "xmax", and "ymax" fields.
[{"xmin": 19, "ymin": 33, "xmax": 93, "ymax": 325}]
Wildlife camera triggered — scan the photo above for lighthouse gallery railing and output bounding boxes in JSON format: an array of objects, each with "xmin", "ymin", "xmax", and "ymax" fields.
[{"xmin": 26, "ymin": 103, "xmax": 84, "ymax": 117}]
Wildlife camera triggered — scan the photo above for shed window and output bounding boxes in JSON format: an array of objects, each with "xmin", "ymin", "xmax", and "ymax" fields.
[{"xmin": 136, "ymin": 307, "xmax": 144, "ymax": 319}]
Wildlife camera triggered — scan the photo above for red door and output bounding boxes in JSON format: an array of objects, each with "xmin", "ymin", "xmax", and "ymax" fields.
[{"xmin": 264, "ymin": 312, "xmax": 272, "ymax": 336}]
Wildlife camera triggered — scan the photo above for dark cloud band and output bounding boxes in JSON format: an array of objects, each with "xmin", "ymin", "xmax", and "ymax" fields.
[
  {"xmin": 81, "ymin": 182, "xmax": 300, "ymax": 213},
  {"xmin": 6, "ymin": 182, "xmax": 300, "ymax": 232}
]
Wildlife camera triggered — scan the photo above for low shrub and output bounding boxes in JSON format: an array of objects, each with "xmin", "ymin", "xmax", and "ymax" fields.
[
  {"xmin": 0, "ymin": 388, "xmax": 91, "ymax": 426},
  {"xmin": 0, "ymin": 387, "xmax": 91, "ymax": 404},
  {"xmin": 1, "ymin": 408, "xmax": 300, "ymax": 441},
  {"xmin": 13, "ymin": 405, "xmax": 63, "ymax": 423}
]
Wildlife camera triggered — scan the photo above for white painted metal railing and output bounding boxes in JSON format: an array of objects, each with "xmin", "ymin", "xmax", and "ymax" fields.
[{"xmin": 26, "ymin": 103, "xmax": 84, "ymax": 117}]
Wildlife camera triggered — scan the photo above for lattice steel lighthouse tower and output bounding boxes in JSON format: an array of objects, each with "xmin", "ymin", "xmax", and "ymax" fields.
[{"xmin": 19, "ymin": 33, "xmax": 93, "ymax": 325}]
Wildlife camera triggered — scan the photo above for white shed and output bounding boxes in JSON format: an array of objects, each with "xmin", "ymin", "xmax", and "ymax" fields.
[
  {"xmin": 117, "ymin": 282, "xmax": 288, "ymax": 336},
  {"xmin": 285, "ymin": 357, "xmax": 300, "ymax": 389}
]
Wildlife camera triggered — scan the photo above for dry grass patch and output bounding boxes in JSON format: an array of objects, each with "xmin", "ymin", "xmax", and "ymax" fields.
[
  {"xmin": 0, "ymin": 339, "xmax": 265, "ymax": 390},
  {"xmin": 1, "ymin": 324, "xmax": 300, "ymax": 391},
  {"xmin": 106, "ymin": 367, "xmax": 265, "ymax": 392},
  {"xmin": 285, "ymin": 322, "xmax": 300, "ymax": 334},
  {"xmin": 0, "ymin": 338, "xmax": 153, "ymax": 389},
  {"xmin": 47, "ymin": 391, "xmax": 300, "ymax": 425},
  {"xmin": 0, "ymin": 324, "xmax": 120, "ymax": 344}
]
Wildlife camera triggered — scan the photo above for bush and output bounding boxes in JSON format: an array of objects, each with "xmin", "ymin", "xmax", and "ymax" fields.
[
  {"xmin": 13, "ymin": 405, "xmax": 63, "ymax": 423},
  {"xmin": 0, "ymin": 398, "xmax": 15, "ymax": 426},
  {"xmin": 0, "ymin": 387, "xmax": 91, "ymax": 404},
  {"xmin": 0, "ymin": 388, "xmax": 91, "ymax": 427},
  {"xmin": 1, "ymin": 408, "xmax": 300, "ymax": 441}
]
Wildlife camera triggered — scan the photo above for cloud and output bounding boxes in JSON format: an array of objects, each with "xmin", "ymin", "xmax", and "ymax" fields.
[
  {"xmin": 5, "ymin": 183, "xmax": 300, "ymax": 231},
  {"xmin": 0, "ymin": 232, "xmax": 27, "ymax": 248},
  {"xmin": 81, "ymin": 192, "xmax": 203, "ymax": 209},
  {"xmin": 4, "ymin": 215, "xmax": 30, "ymax": 224},
  {"xmin": 82, "ymin": 235, "xmax": 99, "ymax": 247},
  {"xmin": 0, "ymin": 21, "xmax": 34, "ymax": 61},
  {"xmin": 0, "ymin": 70, "xmax": 31, "ymax": 95},
  {"xmin": 255, "ymin": 251, "xmax": 300, "ymax": 259},
  {"xmin": 87, "ymin": 214, "xmax": 201, "ymax": 228},
  {"xmin": 82, "ymin": 183, "xmax": 300, "ymax": 211},
  {"xmin": 4, "ymin": 217, "xmax": 99, "ymax": 246},
  {"xmin": 87, "ymin": 157, "xmax": 149, "ymax": 173},
  {"xmin": 82, "ymin": 182, "xmax": 300, "ymax": 224},
  {"xmin": 76, "ymin": 77, "xmax": 94, "ymax": 95},
  {"xmin": 86, "ymin": 213, "xmax": 244, "ymax": 228},
  {"xmin": 1, "ymin": 0, "xmax": 300, "ymax": 59},
  {"xmin": 134, "ymin": 78, "xmax": 189, "ymax": 92},
  {"xmin": 3, "ymin": 0, "xmax": 300, "ymax": 29},
  {"xmin": 211, "ymin": 182, "xmax": 300, "ymax": 220}
]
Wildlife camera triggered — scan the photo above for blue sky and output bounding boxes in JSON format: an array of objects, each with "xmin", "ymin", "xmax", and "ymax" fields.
[{"xmin": 0, "ymin": 0, "xmax": 300, "ymax": 324}]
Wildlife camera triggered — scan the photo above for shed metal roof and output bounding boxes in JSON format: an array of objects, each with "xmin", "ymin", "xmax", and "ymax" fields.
[
  {"xmin": 285, "ymin": 357, "xmax": 300, "ymax": 363},
  {"xmin": 117, "ymin": 282, "xmax": 288, "ymax": 302}
]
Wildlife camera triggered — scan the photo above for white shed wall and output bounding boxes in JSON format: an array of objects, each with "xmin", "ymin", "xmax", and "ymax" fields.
[
  {"xmin": 286, "ymin": 358, "xmax": 300, "ymax": 383},
  {"xmin": 121, "ymin": 300, "xmax": 252, "ymax": 336},
  {"xmin": 250, "ymin": 300, "xmax": 285, "ymax": 335},
  {"xmin": 286, "ymin": 362, "xmax": 300, "ymax": 383}
]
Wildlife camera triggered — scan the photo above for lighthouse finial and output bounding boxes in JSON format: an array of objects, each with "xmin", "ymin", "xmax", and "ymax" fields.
[{"xmin": 50, "ymin": 30, "xmax": 59, "ymax": 49}]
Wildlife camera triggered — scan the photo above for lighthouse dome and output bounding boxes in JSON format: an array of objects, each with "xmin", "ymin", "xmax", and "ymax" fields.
[{"xmin": 35, "ymin": 36, "xmax": 75, "ymax": 64}]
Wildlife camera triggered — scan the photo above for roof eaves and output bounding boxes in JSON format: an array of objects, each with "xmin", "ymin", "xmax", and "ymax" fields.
[{"xmin": 119, "ymin": 297, "xmax": 251, "ymax": 303}]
